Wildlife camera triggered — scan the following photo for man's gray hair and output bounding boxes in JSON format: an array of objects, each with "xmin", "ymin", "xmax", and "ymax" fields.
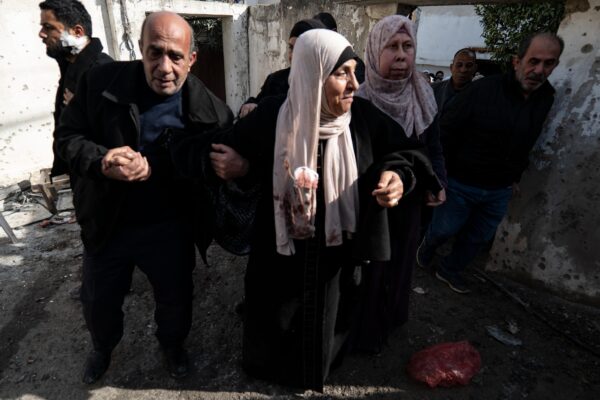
[{"xmin": 517, "ymin": 32, "xmax": 564, "ymax": 59}]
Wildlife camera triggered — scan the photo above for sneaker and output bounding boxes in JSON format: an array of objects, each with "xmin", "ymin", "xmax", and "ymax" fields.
[
  {"xmin": 435, "ymin": 269, "xmax": 471, "ymax": 294},
  {"xmin": 416, "ymin": 237, "xmax": 432, "ymax": 268}
]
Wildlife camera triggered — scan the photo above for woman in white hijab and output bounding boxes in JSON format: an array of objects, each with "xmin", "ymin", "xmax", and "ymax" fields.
[
  {"xmin": 198, "ymin": 29, "xmax": 441, "ymax": 390},
  {"xmin": 352, "ymin": 15, "xmax": 447, "ymax": 353}
]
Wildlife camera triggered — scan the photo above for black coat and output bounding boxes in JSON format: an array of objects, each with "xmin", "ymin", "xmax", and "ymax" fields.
[
  {"xmin": 440, "ymin": 72, "xmax": 555, "ymax": 189},
  {"xmin": 51, "ymin": 38, "xmax": 113, "ymax": 177},
  {"xmin": 244, "ymin": 67, "xmax": 290, "ymax": 105},
  {"xmin": 56, "ymin": 61, "xmax": 233, "ymax": 254}
]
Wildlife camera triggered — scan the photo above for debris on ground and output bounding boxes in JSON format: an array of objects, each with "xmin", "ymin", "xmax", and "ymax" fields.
[
  {"xmin": 412, "ymin": 286, "xmax": 427, "ymax": 295},
  {"xmin": 486, "ymin": 325, "xmax": 523, "ymax": 346}
]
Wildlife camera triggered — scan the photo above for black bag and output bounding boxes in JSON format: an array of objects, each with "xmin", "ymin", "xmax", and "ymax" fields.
[{"xmin": 206, "ymin": 179, "xmax": 261, "ymax": 256}]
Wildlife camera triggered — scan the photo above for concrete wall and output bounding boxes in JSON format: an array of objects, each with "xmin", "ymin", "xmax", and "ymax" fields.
[
  {"xmin": 0, "ymin": 0, "xmax": 111, "ymax": 187},
  {"xmin": 246, "ymin": 0, "xmax": 397, "ymax": 98},
  {"xmin": 414, "ymin": 5, "xmax": 487, "ymax": 76},
  {"xmin": 488, "ymin": 0, "xmax": 600, "ymax": 305}
]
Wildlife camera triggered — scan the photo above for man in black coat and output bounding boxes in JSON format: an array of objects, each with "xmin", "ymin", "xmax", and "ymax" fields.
[
  {"xmin": 431, "ymin": 48, "xmax": 477, "ymax": 114},
  {"xmin": 238, "ymin": 18, "xmax": 325, "ymax": 118},
  {"xmin": 417, "ymin": 32, "xmax": 564, "ymax": 294},
  {"xmin": 38, "ymin": 0, "xmax": 112, "ymax": 178},
  {"xmin": 56, "ymin": 11, "xmax": 233, "ymax": 384}
]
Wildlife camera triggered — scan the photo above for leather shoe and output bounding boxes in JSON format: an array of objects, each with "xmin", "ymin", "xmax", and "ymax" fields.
[
  {"xmin": 163, "ymin": 346, "xmax": 189, "ymax": 379},
  {"xmin": 82, "ymin": 350, "xmax": 111, "ymax": 384}
]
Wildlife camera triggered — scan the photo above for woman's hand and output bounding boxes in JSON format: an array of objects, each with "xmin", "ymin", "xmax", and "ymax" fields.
[
  {"xmin": 210, "ymin": 143, "xmax": 249, "ymax": 180},
  {"xmin": 425, "ymin": 188, "xmax": 446, "ymax": 207},
  {"xmin": 239, "ymin": 103, "xmax": 258, "ymax": 118},
  {"xmin": 372, "ymin": 171, "xmax": 403, "ymax": 208}
]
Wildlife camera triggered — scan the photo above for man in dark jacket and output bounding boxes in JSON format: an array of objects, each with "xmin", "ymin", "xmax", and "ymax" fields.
[
  {"xmin": 38, "ymin": 0, "xmax": 112, "ymax": 178},
  {"xmin": 417, "ymin": 32, "xmax": 564, "ymax": 294},
  {"xmin": 431, "ymin": 48, "xmax": 477, "ymax": 114},
  {"xmin": 238, "ymin": 18, "xmax": 325, "ymax": 118},
  {"xmin": 56, "ymin": 11, "xmax": 233, "ymax": 384}
]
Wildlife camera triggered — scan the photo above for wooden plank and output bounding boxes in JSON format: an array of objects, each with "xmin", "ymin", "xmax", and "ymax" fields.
[
  {"xmin": 0, "ymin": 212, "xmax": 18, "ymax": 243},
  {"xmin": 3, "ymin": 204, "xmax": 53, "ymax": 229}
]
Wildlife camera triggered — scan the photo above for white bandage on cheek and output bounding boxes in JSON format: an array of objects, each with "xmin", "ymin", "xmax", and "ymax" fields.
[{"xmin": 60, "ymin": 31, "xmax": 88, "ymax": 55}]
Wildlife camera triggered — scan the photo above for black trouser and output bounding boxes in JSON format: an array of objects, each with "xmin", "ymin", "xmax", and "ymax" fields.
[{"xmin": 81, "ymin": 219, "xmax": 195, "ymax": 353}]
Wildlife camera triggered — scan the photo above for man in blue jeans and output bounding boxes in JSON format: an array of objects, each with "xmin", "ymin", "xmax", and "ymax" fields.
[{"xmin": 417, "ymin": 32, "xmax": 564, "ymax": 293}]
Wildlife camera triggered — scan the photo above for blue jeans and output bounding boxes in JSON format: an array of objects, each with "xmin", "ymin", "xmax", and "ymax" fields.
[{"xmin": 422, "ymin": 178, "xmax": 512, "ymax": 275}]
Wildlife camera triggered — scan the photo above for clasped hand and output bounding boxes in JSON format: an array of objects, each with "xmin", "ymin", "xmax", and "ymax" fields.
[{"xmin": 101, "ymin": 146, "xmax": 151, "ymax": 181}]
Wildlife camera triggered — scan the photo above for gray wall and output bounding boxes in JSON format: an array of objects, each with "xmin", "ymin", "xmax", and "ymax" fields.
[{"xmin": 246, "ymin": 0, "xmax": 396, "ymax": 97}]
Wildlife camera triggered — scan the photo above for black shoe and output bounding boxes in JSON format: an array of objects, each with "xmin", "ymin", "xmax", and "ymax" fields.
[
  {"xmin": 82, "ymin": 350, "xmax": 111, "ymax": 384},
  {"xmin": 163, "ymin": 346, "xmax": 189, "ymax": 379},
  {"xmin": 435, "ymin": 269, "xmax": 471, "ymax": 294}
]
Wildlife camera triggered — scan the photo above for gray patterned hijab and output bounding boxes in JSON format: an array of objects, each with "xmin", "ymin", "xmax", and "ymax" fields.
[{"xmin": 357, "ymin": 15, "xmax": 437, "ymax": 137}]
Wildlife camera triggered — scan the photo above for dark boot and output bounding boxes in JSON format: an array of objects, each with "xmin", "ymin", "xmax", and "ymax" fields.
[
  {"xmin": 162, "ymin": 345, "xmax": 189, "ymax": 379},
  {"xmin": 82, "ymin": 350, "xmax": 111, "ymax": 384}
]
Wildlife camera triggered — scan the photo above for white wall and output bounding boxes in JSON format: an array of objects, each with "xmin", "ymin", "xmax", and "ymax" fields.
[
  {"xmin": 0, "ymin": 0, "xmax": 110, "ymax": 187},
  {"xmin": 415, "ymin": 5, "xmax": 486, "ymax": 73}
]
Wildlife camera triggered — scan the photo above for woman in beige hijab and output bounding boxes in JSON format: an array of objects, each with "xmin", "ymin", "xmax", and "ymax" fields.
[
  {"xmin": 195, "ymin": 29, "xmax": 441, "ymax": 390},
  {"xmin": 352, "ymin": 15, "xmax": 447, "ymax": 353}
]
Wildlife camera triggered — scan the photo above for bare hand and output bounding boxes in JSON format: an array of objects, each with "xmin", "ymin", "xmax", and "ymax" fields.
[
  {"xmin": 372, "ymin": 170, "xmax": 403, "ymax": 208},
  {"xmin": 239, "ymin": 103, "xmax": 258, "ymax": 118},
  {"xmin": 425, "ymin": 188, "xmax": 446, "ymax": 207},
  {"xmin": 63, "ymin": 88, "xmax": 74, "ymax": 105},
  {"xmin": 101, "ymin": 146, "xmax": 151, "ymax": 181},
  {"xmin": 210, "ymin": 143, "xmax": 249, "ymax": 180},
  {"xmin": 102, "ymin": 146, "xmax": 136, "ymax": 170},
  {"xmin": 294, "ymin": 167, "xmax": 319, "ymax": 189}
]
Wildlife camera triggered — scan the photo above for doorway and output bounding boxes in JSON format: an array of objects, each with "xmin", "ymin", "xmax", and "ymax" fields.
[{"xmin": 186, "ymin": 16, "xmax": 226, "ymax": 102}]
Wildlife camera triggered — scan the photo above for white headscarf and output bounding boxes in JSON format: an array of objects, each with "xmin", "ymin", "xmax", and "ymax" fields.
[
  {"xmin": 357, "ymin": 15, "xmax": 437, "ymax": 137},
  {"xmin": 273, "ymin": 29, "xmax": 359, "ymax": 256}
]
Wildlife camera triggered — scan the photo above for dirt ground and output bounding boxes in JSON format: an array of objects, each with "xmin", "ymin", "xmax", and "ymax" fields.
[{"xmin": 1, "ymin": 216, "xmax": 599, "ymax": 400}]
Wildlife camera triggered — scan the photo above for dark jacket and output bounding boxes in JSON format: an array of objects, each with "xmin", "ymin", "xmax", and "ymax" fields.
[
  {"xmin": 440, "ymin": 72, "xmax": 555, "ymax": 189},
  {"xmin": 431, "ymin": 78, "xmax": 463, "ymax": 115},
  {"xmin": 56, "ymin": 61, "xmax": 233, "ymax": 254},
  {"xmin": 418, "ymin": 116, "xmax": 447, "ymax": 189},
  {"xmin": 244, "ymin": 67, "xmax": 290, "ymax": 105},
  {"xmin": 173, "ymin": 95, "xmax": 442, "ymax": 262},
  {"xmin": 51, "ymin": 37, "xmax": 113, "ymax": 177}
]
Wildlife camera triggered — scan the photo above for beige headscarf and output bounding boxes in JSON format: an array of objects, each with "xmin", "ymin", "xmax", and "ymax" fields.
[
  {"xmin": 273, "ymin": 29, "xmax": 359, "ymax": 256},
  {"xmin": 357, "ymin": 15, "xmax": 437, "ymax": 137}
]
